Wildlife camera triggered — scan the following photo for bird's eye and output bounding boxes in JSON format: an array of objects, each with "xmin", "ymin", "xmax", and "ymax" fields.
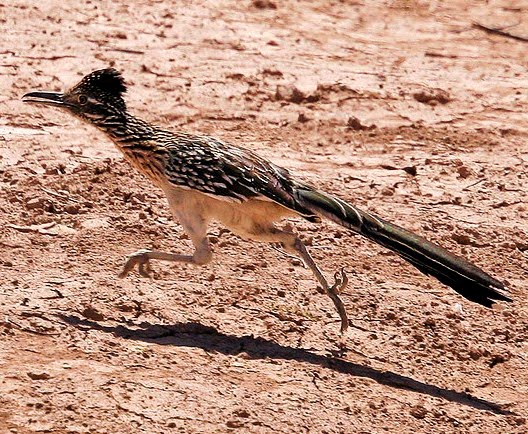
[{"xmin": 78, "ymin": 95, "xmax": 88, "ymax": 105}]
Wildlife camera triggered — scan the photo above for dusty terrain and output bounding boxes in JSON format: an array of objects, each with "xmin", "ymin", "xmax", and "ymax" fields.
[{"xmin": 1, "ymin": 1, "xmax": 527, "ymax": 433}]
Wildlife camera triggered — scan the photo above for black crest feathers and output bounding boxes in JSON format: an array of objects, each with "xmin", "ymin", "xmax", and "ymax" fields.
[{"xmin": 76, "ymin": 68, "xmax": 127, "ymax": 98}]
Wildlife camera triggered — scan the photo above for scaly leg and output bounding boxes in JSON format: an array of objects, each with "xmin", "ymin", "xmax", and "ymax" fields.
[
  {"xmin": 119, "ymin": 211, "xmax": 212, "ymax": 278},
  {"xmin": 290, "ymin": 237, "xmax": 349, "ymax": 333},
  {"xmin": 240, "ymin": 225, "xmax": 349, "ymax": 333}
]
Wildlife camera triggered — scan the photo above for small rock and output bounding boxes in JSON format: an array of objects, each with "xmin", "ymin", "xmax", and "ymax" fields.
[
  {"xmin": 346, "ymin": 116, "xmax": 373, "ymax": 131},
  {"xmin": 206, "ymin": 273, "xmax": 216, "ymax": 282},
  {"xmin": 64, "ymin": 204, "xmax": 80, "ymax": 214},
  {"xmin": 386, "ymin": 312, "xmax": 397, "ymax": 321},
  {"xmin": 413, "ymin": 333, "xmax": 424, "ymax": 342},
  {"xmin": 513, "ymin": 416, "xmax": 526, "ymax": 426},
  {"xmin": 297, "ymin": 112, "xmax": 310, "ymax": 123},
  {"xmin": 381, "ymin": 186, "xmax": 395, "ymax": 196},
  {"xmin": 80, "ymin": 217, "xmax": 110, "ymax": 230},
  {"xmin": 27, "ymin": 371, "xmax": 51, "ymax": 380},
  {"xmin": 451, "ymin": 233, "xmax": 472, "ymax": 245},
  {"xmin": 469, "ymin": 347, "xmax": 482, "ymax": 360},
  {"xmin": 453, "ymin": 303, "xmax": 464, "ymax": 315},
  {"xmin": 113, "ymin": 31, "xmax": 128, "ymax": 39},
  {"xmin": 275, "ymin": 84, "xmax": 319, "ymax": 104},
  {"xmin": 423, "ymin": 317, "xmax": 435, "ymax": 328},
  {"xmin": 409, "ymin": 405, "xmax": 428, "ymax": 419},
  {"xmin": 45, "ymin": 163, "xmax": 67, "ymax": 175},
  {"xmin": 8, "ymin": 194, "xmax": 21, "ymax": 204},
  {"xmin": 402, "ymin": 165, "xmax": 417, "ymax": 176},
  {"xmin": 226, "ymin": 419, "xmax": 244, "ymax": 428},
  {"xmin": 240, "ymin": 263, "xmax": 256, "ymax": 271},
  {"xmin": 81, "ymin": 306, "xmax": 105, "ymax": 322},
  {"xmin": 115, "ymin": 301, "xmax": 135, "ymax": 313},
  {"xmin": 26, "ymin": 197, "xmax": 45, "ymax": 210},
  {"xmin": 499, "ymin": 241, "xmax": 516, "ymax": 250},
  {"xmin": 489, "ymin": 352, "xmax": 511, "ymax": 368},
  {"xmin": 412, "ymin": 89, "xmax": 450, "ymax": 105},
  {"xmin": 261, "ymin": 68, "xmax": 283, "ymax": 77},
  {"xmin": 282, "ymin": 222, "xmax": 294, "ymax": 232},
  {"xmin": 253, "ymin": 0, "xmax": 277, "ymax": 9},
  {"xmin": 457, "ymin": 165, "xmax": 473, "ymax": 179},
  {"xmin": 234, "ymin": 409, "xmax": 251, "ymax": 418}
]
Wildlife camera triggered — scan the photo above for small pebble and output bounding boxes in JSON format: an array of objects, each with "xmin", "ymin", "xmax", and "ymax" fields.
[{"xmin": 27, "ymin": 371, "xmax": 51, "ymax": 380}]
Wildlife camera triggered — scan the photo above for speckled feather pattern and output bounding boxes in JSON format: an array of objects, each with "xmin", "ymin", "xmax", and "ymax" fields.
[
  {"xmin": 65, "ymin": 68, "xmax": 310, "ymax": 212},
  {"xmin": 29, "ymin": 68, "xmax": 509, "ymax": 308},
  {"xmin": 101, "ymin": 114, "xmax": 318, "ymax": 218}
]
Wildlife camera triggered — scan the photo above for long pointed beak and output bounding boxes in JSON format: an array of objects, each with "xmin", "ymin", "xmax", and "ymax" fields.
[{"xmin": 22, "ymin": 91, "xmax": 65, "ymax": 106}]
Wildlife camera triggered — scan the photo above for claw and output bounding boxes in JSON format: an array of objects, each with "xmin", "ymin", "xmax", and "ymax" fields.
[
  {"xmin": 118, "ymin": 249, "xmax": 153, "ymax": 279},
  {"xmin": 326, "ymin": 268, "xmax": 349, "ymax": 334},
  {"xmin": 138, "ymin": 260, "xmax": 153, "ymax": 278},
  {"xmin": 331, "ymin": 268, "xmax": 348, "ymax": 294},
  {"xmin": 322, "ymin": 268, "xmax": 349, "ymax": 334}
]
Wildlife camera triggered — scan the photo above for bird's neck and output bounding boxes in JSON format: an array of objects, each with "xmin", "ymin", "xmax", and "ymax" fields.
[
  {"xmin": 89, "ymin": 112, "xmax": 169, "ymax": 187},
  {"xmin": 92, "ymin": 112, "xmax": 156, "ymax": 147}
]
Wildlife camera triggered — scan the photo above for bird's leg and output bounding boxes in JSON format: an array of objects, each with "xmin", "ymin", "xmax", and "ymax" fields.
[
  {"xmin": 119, "ymin": 212, "xmax": 211, "ymax": 278},
  {"xmin": 289, "ymin": 238, "xmax": 349, "ymax": 333},
  {"xmin": 242, "ymin": 225, "xmax": 349, "ymax": 333},
  {"xmin": 119, "ymin": 249, "xmax": 186, "ymax": 278},
  {"xmin": 118, "ymin": 239, "xmax": 211, "ymax": 278}
]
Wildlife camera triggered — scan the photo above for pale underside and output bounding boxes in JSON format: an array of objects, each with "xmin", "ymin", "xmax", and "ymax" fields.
[{"xmin": 117, "ymin": 160, "xmax": 350, "ymax": 332}]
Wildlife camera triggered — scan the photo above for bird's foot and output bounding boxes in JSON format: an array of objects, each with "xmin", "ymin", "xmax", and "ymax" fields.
[
  {"xmin": 326, "ymin": 268, "xmax": 349, "ymax": 334},
  {"xmin": 118, "ymin": 249, "xmax": 154, "ymax": 279},
  {"xmin": 330, "ymin": 268, "xmax": 348, "ymax": 295}
]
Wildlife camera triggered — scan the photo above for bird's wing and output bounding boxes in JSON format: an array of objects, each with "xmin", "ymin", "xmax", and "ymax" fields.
[{"xmin": 162, "ymin": 133, "xmax": 315, "ymax": 216}]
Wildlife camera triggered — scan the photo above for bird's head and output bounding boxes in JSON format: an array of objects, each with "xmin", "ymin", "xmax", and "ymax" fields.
[{"xmin": 23, "ymin": 68, "xmax": 127, "ymax": 123}]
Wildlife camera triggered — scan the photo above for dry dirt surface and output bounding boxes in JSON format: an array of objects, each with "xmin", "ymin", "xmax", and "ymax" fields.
[{"xmin": 1, "ymin": 1, "xmax": 527, "ymax": 433}]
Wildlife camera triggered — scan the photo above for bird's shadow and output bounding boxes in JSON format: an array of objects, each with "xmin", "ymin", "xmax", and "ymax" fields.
[{"xmin": 57, "ymin": 314, "xmax": 512, "ymax": 416}]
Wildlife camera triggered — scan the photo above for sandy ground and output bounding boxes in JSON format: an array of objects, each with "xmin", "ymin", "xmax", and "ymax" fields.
[{"xmin": 1, "ymin": 1, "xmax": 527, "ymax": 433}]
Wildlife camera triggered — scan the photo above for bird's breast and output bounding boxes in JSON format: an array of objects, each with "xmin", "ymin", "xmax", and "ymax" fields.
[{"xmin": 117, "ymin": 145, "xmax": 167, "ymax": 188}]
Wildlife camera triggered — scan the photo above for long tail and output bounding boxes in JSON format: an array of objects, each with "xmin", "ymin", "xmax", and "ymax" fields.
[{"xmin": 294, "ymin": 187, "xmax": 511, "ymax": 307}]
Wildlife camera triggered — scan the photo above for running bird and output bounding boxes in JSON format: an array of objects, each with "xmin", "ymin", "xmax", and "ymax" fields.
[{"xmin": 23, "ymin": 68, "xmax": 511, "ymax": 332}]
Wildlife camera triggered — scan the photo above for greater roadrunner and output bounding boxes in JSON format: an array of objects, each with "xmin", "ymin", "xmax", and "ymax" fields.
[{"xmin": 23, "ymin": 68, "xmax": 511, "ymax": 332}]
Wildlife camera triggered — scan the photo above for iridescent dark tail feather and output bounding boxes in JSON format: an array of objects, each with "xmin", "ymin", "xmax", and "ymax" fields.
[{"xmin": 294, "ymin": 187, "xmax": 511, "ymax": 307}]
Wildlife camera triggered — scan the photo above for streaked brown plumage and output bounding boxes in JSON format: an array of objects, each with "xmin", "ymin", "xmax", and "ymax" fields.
[{"xmin": 23, "ymin": 68, "xmax": 511, "ymax": 333}]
